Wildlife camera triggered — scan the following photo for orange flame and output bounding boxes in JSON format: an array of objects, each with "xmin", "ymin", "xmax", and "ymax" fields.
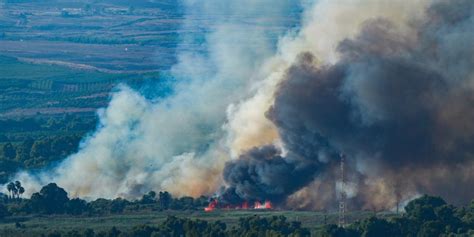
[
  {"xmin": 204, "ymin": 199, "xmax": 218, "ymax": 212},
  {"xmin": 254, "ymin": 200, "xmax": 273, "ymax": 209}
]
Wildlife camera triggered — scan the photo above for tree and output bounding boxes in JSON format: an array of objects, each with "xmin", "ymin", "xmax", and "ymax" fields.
[
  {"xmin": 417, "ymin": 221, "xmax": 444, "ymax": 237},
  {"xmin": 159, "ymin": 191, "xmax": 172, "ymax": 209},
  {"xmin": 6, "ymin": 182, "xmax": 16, "ymax": 199},
  {"xmin": 461, "ymin": 199, "xmax": 474, "ymax": 229},
  {"xmin": 2, "ymin": 142, "xmax": 16, "ymax": 160},
  {"xmin": 0, "ymin": 203, "xmax": 9, "ymax": 219},
  {"xmin": 15, "ymin": 138, "xmax": 33, "ymax": 162},
  {"xmin": 82, "ymin": 229, "xmax": 95, "ymax": 237},
  {"xmin": 14, "ymin": 180, "xmax": 23, "ymax": 199},
  {"xmin": 141, "ymin": 191, "xmax": 157, "ymax": 204},
  {"xmin": 66, "ymin": 198, "xmax": 88, "ymax": 215},
  {"xmin": 110, "ymin": 198, "xmax": 128, "ymax": 214},
  {"xmin": 353, "ymin": 217, "xmax": 398, "ymax": 237},
  {"xmin": 107, "ymin": 226, "xmax": 121, "ymax": 237},
  {"xmin": 30, "ymin": 139, "xmax": 51, "ymax": 159},
  {"xmin": 30, "ymin": 183, "xmax": 70, "ymax": 214},
  {"xmin": 404, "ymin": 195, "xmax": 446, "ymax": 221},
  {"xmin": 18, "ymin": 186, "xmax": 25, "ymax": 198}
]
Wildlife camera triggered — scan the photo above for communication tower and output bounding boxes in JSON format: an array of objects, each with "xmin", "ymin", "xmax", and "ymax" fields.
[{"xmin": 338, "ymin": 153, "xmax": 346, "ymax": 227}]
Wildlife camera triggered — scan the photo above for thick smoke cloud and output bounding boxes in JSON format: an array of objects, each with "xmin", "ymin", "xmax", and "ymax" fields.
[
  {"xmin": 9, "ymin": 0, "xmax": 302, "ymax": 199},
  {"xmin": 223, "ymin": 0, "xmax": 432, "ymax": 158},
  {"xmin": 223, "ymin": 0, "xmax": 474, "ymax": 209},
  {"xmin": 223, "ymin": 145, "xmax": 320, "ymax": 203}
]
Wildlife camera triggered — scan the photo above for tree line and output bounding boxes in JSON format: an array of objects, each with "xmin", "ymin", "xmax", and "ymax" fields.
[
  {"xmin": 0, "ymin": 183, "xmax": 311, "ymax": 236},
  {"xmin": 0, "ymin": 183, "xmax": 212, "ymax": 218},
  {"xmin": 1, "ymin": 182, "xmax": 473, "ymax": 236},
  {"xmin": 320, "ymin": 195, "xmax": 474, "ymax": 237},
  {"xmin": 0, "ymin": 115, "xmax": 97, "ymax": 183},
  {"xmin": 0, "ymin": 136, "xmax": 82, "ymax": 184},
  {"xmin": 2, "ymin": 215, "xmax": 310, "ymax": 237}
]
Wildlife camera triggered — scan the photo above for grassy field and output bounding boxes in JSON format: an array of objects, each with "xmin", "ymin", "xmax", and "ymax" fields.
[
  {"xmin": 0, "ymin": 55, "xmax": 122, "ymax": 83},
  {"xmin": 0, "ymin": 210, "xmax": 394, "ymax": 236}
]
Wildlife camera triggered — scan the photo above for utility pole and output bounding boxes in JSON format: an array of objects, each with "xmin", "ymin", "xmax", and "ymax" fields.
[
  {"xmin": 396, "ymin": 196, "xmax": 400, "ymax": 215},
  {"xmin": 395, "ymin": 187, "xmax": 401, "ymax": 215},
  {"xmin": 323, "ymin": 210, "xmax": 327, "ymax": 225},
  {"xmin": 338, "ymin": 153, "xmax": 346, "ymax": 228}
]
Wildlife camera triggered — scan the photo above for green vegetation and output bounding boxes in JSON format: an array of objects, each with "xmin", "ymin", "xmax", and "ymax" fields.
[
  {"xmin": 1, "ymin": 183, "xmax": 210, "ymax": 217},
  {"xmin": 0, "ymin": 182, "xmax": 310, "ymax": 236},
  {"xmin": 0, "ymin": 215, "xmax": 310, "ymax": 237},
  {"xmin": 0, "ymin": 182, "xmax": 472, "ymax": 236},
  {"xmin": 319, "ymin": 195, "xmax": 474, "ymax": 237},
  {"xmin": 0, "ymin": 115, "xmax": 97, "ymax": 183}
]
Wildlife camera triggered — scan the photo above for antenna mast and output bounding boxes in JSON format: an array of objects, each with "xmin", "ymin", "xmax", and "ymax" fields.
[{"xmin": 338, "ymin": 153, "xmax": 346, "ymax": 227}]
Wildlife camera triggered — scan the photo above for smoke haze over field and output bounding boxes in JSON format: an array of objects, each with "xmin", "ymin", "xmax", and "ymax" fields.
[
  {"xmin": 9, "ymin": 0, "xmax": 474, "ymax": 210},
  {"xmin": 11, "ymin": 0, "xmax": 302, "ymax": 199}
]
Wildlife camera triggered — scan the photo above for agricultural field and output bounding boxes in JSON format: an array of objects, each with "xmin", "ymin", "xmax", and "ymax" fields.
[
  {"xmin": 0, "ymin": 55, "xmax": 162, "ymax": 118},
  {"xmin": 0, "ymin": 0, "xmax": 301, "ymax": 118},
  {"xmin": 0, "ymin": 0, "xmax": 300, "ymax": 72},
  {"xmin": 0, "ymin": 0, "xmax": 182, "ymax": 72}
]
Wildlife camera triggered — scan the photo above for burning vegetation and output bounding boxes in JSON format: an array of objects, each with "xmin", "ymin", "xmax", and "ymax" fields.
[{"xmin": 204, "ymin": 198, "xmax": 273, "ymax": 212}]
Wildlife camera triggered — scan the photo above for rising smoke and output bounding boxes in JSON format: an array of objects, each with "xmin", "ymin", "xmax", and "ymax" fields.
[
  {"xmin": 12, "ymin": 0, "xmax": 302, "ymax": 199},
  {"xmin": 8, "ymin": 0, "xmax": 474, "ymax": 211},
  {"xmin": 223, "ymin": 0, "xmax": 474, "ymax": 210}
]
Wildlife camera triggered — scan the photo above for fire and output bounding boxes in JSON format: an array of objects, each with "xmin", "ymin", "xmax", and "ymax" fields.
[
  {"xmin": 204, "ymin": 199, "xmax": 218, "ymax": 212},
  {"xmin": 204, "ymin": 199, "xmax": 273, "ymax": 212},
  {"xmin": 242, "ymin": 201, "xmax": 249, "ymax": 209},
  {"xmin": 253, "ymin": 200, "xmax": 273, "ymax": 210}
]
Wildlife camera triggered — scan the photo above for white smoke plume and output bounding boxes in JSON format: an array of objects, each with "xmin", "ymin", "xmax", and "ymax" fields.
[{"xmin": 10, "ymin": 0, "xmax": 302, "ymax": 199}]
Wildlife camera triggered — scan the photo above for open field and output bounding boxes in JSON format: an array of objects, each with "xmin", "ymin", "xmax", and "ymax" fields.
[
  {"xmin": 0, "ymin": 210, "xmax": 394, "ymax": 236},
  {"xmin": 0, "ymin": 0, "xmax": 301, "ymax": 72}
]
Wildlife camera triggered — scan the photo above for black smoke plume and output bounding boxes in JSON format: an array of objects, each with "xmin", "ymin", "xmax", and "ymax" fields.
[{"xmin": 222, "ymin": 0, "xmax": 474, "ymax": 208}]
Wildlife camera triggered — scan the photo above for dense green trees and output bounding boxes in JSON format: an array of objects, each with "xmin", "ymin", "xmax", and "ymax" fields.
[
  {"xmin": 1, "ymin": 183, "xmax": 213, "ymax": 217},
  {"xmin": 0, "ymin": 203, "xmax": 8, "ymax": 219},
  {"xmin": 40, "ymin": 215, "xmax": 309, "ymax": 237},
  {"xmin": 65, "ymin": 198, "xmax": 88, "ymax": 215},
  {"xmin": 2, "ymin": 143, "xmax": 16, "ymax": 160},
  {"xmin": 141, "ymin": 191, "xmax": 156, "ymax": 204},
  {"xmin": 159, "ymin": 191, "xmax": 172, "ymax": 209},
  {"xmin": 227, "ymin": 215, "xmax": 310, "ymax": 237},
  {"xmin": 319, "ymin": 195, "xmax": 474, "ymax": 237},
  {"xmin": 0, "ymin": 116, "xmax": 95, "ymax": 183},
  {"xmin": 6, "ymin": 181, "xmax": 24, "ymax": 199},
  {"xmin": 30, "ymin": 183, "xmax": 70, "ymax": 214}
]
